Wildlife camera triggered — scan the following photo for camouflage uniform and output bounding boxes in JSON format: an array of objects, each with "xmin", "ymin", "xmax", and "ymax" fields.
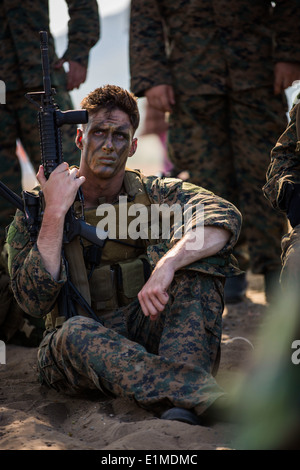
[
  {"xmin": 7, "ymin": 172, "xmax": 241, "ymax": 415},
  {"xmin": 263, "ymin": 99, "xmax": 300, "ymax": 288},
  {"xmin": 129, "ymin": 0, "xmax": 299, "ymax": 274},
  {"xmin": 0, "ymin": 0, "xmax": 100, "ymax": 240}
]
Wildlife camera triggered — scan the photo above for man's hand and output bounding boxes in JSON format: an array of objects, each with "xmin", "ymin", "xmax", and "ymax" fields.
[
  {"xmin": 54, "ymin": 59, "xmax": 87, "ymax": 91},
  {"xmin": 138, "ymin": 258, "xmax": 173, "ymax": 321},
  {"xmin": 145, "ymin": 84, "xmax": 175, "ymax": 113},
  {"xmin": 138, "ymin": 227, "xmax": 231, "ymax": 321},
  {"xmin": 36, "ymin": 163, "xmax": 85, "ymax": 280},
  {"xmin": 37, "ymin": 162, "xmax": 85, "ymax": 217},
  {"xmin": 274, "ymin": 62, "xmax": 300, "ymax": 95}
]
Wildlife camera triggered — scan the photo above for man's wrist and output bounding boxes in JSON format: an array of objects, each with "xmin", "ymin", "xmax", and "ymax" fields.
[{"xmin": 43, "ymin": 205, "xmax": 67, "ymax": 222}]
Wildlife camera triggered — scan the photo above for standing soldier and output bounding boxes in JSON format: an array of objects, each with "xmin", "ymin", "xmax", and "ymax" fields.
[
  {"xmin": 0, "ymin": 0, "xmax": 100, "ymax": 344},
  {"xmin": 129, "ymin": 0, "xmax": 300, "ymax": 303}
]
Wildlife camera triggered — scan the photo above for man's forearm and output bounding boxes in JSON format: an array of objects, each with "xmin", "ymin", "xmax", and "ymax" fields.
[
  {"xmin": 162, "ymin": 226, "xmax": 231, "ymax": 273},
  {"xmin": 138, "ymin": 226, "xmax": 231, "ymax": 320},
  {"xmin": 37, "ymin": 208, "xmax": 65, "ymax": 280}
]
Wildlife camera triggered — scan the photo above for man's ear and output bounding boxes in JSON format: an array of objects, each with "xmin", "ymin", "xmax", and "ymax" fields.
[
  {"xmin": 129, "ymin": 137, "xmax": 138, "ymax": 157},
  {"xmin": 76, "ymin": 128, "xmax": 83, "ymax": 150}
]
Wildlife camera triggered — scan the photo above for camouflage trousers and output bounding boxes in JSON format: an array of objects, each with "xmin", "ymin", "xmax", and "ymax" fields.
[
  {"xmin": 168, "ymin": 86, "xmax": 288, "ymax": 274},
  {"xmin": 0, "ymin": 88, "xmax": 81, "ymax": 240},
  {"xmin": 38, "ymin": 271, "xmax": 225, "ymax": 415}
]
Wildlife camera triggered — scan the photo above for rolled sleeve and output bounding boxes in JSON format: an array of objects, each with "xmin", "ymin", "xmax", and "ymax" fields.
[
  {"xmin": 143, "ymin": 176, "xmax": 242, "ymax": 277},
  {"xmin": 7, "ymin": 211, "xmax": 67, "ymax": 318}
]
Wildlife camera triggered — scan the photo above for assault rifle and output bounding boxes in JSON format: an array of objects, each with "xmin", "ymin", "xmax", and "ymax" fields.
[
  {"xmin": 0, "ymin": 31, "xmax": 107, "ymax": 322},
  {"xmin": 24, "ymin": 30, "xmax": 107, "ymax": 247}
]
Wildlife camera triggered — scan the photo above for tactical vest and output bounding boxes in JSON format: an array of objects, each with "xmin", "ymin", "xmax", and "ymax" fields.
[{"xmin": 45, "ymin": 169, "xmax": 153, "ymax": 331}]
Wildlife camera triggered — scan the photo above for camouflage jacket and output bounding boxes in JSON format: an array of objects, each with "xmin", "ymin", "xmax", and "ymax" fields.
[
  {"xmin": 130, "ymin": 0, "xmax": 300, "ymax": 96},
  {"xmin": 1, "ymin": 0, "xmax": 100, "ymax": 92},
  {"xmin": 7, "ymin": 172, "xmax": 241, "ymax": 318},
  {"xmin": 263, "ymin": 98, "xmax": 300, "ymax": 212}
]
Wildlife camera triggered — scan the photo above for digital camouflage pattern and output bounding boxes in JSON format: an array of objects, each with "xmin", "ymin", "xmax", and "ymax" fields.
[
  {"xmin": 169, "ymin": 89, "xmax": 288, "ymax": 273},
  {"xmin": 7, "ymin": 173, "xmax": 241, "ymax": 413},
  {"xmin": 129, "ymin": 0, "xmax": 295, "ymax": 273},
  {"xmin": 0, "ymin": 0, "xmax": 100, "ymax": 240},
  {"xmin": 130, "ymin": 0, "xmax": 300, "ymax": 96},
  {"xmin": 7, "ymin": 174, "xmax": 242, "ymax": 316},
  {"xmin": 263, "ymin": 98, "xmax": 300, "ymax": 289},
  {"xmin": 263, "ymin": 99, "xmax": 300, "ymax": 212},
  {"xmin": 1, "ymin": 0, "xmax": 100, "ymax": 92}
]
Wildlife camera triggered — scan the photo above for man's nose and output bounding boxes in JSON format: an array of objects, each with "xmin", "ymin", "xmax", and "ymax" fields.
[{"xmin": 102, "ymin": 134, "xmax": 113, "ymax": 152}]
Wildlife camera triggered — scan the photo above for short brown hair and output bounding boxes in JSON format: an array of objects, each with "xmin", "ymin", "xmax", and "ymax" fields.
[{"xmin": 80, "ymin": 85, "xmax": 140, "ymax": 132}]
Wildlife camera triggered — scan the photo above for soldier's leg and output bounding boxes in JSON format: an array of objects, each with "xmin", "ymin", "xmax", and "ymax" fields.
[
  {"xmin": 168, "ymin": 94, "xmax": 236, "ymax": 201},
  {"xmin": 168, "ymin": 94, "xmax": 248, "ymax": 301},
  {"xmin": 127, "ymin": 270, "xmax": 223, "ymax": 376},
  {"xmin": 230, "ymin": 87, "xmax": 288, "ymax": 277},
  {"xmin": 37, "ymin": 315, "xmax": 224, "ymax": 415},
  {"xmin": 37, "ymin": 272, "xmax": 226, "ymax": 415}
]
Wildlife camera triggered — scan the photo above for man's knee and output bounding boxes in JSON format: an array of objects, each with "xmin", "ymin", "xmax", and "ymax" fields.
[
  {"xmin": 58, "ymin": 315, "xmax": 102, "ymax": 346},
  {"xmin": 170, "ymin": 270, "xmax": 224, "ymax": 303}
]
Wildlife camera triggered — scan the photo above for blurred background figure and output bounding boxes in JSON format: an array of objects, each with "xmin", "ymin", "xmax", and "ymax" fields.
[
  {"xmin": 0, "ymin": 0, "xmax": 99, "ymax": 240},
  {"xmin": 232, "ymin": 95, "xmax": 300, "ymax": 450},
  {"xmin": 0, "ymin": 0, "xmax": 99, "ymax": 345},
  {"xmin": 129, "ymin": 0, "xmax": 300, "ymax": 304}
]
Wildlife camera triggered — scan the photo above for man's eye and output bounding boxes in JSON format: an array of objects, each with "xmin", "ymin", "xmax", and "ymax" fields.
[{"xmin": 115, "ymin": 133, "xmax": 127, "ymax": 140}]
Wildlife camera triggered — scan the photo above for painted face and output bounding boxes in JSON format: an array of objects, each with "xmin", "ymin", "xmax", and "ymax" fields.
[{"xmin": 78, "ymin": 108, "xmax": 136, "ymax": 179}]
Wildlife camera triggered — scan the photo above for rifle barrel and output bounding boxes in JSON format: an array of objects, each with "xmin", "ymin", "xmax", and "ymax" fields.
[
  {"xmin": 39, "ymin": 31, "xmax": 52, "ymax": 99},
  {"xmin": 0, "ymin": 181, "xmax": 23, "ymax": 212}
]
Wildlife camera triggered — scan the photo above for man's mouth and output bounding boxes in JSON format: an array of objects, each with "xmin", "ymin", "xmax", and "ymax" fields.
[{"xmin": 97, "ymin": 155, "xmax": 116, "ymax": 164}]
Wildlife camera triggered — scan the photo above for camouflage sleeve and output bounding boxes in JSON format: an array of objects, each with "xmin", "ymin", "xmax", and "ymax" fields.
[
  {"xmin": 129, "ymin": 0, "xmax": 173, "ymax": 96},
  {"xmin": 271, "ymin": 0, "xmax": 300, "ymax": 63},
  {"xmin": 143, "ymin": 176, "xmax": 242, "ymax": 253},
  {"xmin": 62, "ymin": 0, "xmax": 100, "ymax": 68},
  {"xmin": 263, "ymin": 102, "xmax": 300, "ymax": 211},
  {"xmin": 6, "ymin": 210, "xmax": 67, "ymax": 318}
]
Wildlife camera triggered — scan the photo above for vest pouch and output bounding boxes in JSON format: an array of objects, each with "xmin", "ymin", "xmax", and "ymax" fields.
[
  {"xmin": 45, "ymin": 305, "xmax": 66, "ymax": 332},
  {"xmin": 90, "ymin": 264, "xmax": 119, "ymax": 311},
  {"xmin": 116, "ymin": 258, "xmax": 147, "ymax": 306}
]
